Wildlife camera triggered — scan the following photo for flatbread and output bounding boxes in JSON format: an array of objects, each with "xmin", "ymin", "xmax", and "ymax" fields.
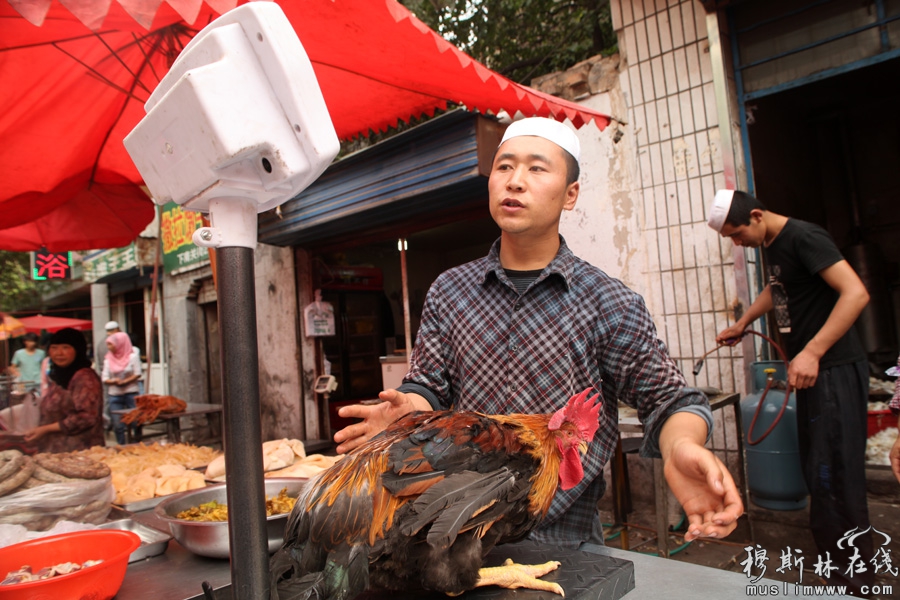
[
  {"xmin": 205, "ymin": 438, "xmax": 309, "ymax": 480},
  {"xmin": 34, "ymin": 452, "xmax": 110, "ymax": 480},
  {"xmin": 264, "ymin": 454, "xmax": 343, "ymax": 479}
]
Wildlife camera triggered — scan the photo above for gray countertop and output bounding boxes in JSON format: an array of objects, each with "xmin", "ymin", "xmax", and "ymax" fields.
[
  {"xmin": 116, "ymin": 512, "xmax": 855, "ymax": 600},
  {"xmin": 590, "ymin": 545, "xmax": 856, "ymax": 599}
]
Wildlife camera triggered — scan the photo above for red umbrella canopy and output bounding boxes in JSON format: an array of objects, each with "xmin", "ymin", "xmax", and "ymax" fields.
[
  {"xmin": 0, "ymin": 1, "xmax": 195, "ymax": 251},
  {"xmin": 17, "ymin": 314, "xmax": 93, "ymax": 333},
  {"xmin": 0, "ymin": 179, "xmax": 156, "ymax": 252},
  {"xmin": 0, "ymin": 0, "xmax": 610, "ymax": 251},
  {"xmin": 278, "ymin": 0, "xmax": 611, "ymax": 137}
]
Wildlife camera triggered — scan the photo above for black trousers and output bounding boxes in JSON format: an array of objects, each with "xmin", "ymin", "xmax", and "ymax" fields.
[{"xmin": 796, "ymin": 359, "xmax": 874, "ymax": 596}]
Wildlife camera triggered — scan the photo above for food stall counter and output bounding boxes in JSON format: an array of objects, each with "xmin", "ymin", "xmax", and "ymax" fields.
[{"xmin": 116, "ymin": 508, "xmax": 856, "ymax": 600}]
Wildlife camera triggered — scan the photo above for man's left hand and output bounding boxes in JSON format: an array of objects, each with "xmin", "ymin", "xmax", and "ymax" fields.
[
  {"xmin": 663, "ymin": 439, "xmax": 744, "ymax": 541},
  {"xmin": 788, "ymin": 349, "xmax": 820, "ymax": 389}
]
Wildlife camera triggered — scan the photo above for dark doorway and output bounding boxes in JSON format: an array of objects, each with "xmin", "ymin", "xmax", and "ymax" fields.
[
  {"xmin": 311, "ymin": 215, "xmax": 499, "ymax": 432},
  {"xmin": 745, "ymin": 57, "xmax": 900, "ymax": 369}
]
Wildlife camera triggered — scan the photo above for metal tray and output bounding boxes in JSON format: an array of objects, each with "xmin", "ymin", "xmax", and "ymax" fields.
[{"xmin": 99, "ymin": 518, "xmax": 172, "ymax": 562}]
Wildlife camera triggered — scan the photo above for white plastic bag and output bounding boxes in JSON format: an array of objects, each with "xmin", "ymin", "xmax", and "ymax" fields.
[
  {"xmin": 0, "ymin": 391, "xmax": 41, "ymax": 433},
  {"xmin": 0, "ymin": 476, "xmax": 114, "ymax": 531}
]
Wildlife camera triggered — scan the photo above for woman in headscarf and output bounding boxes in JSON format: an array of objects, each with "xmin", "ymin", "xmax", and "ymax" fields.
[
  {"xmin": 102, "ymin": 331, "xmax": 142, "ymax": 445},
  {"xmin": 23, "ymin": 328, "xmax": 105, "ymax": 452}
]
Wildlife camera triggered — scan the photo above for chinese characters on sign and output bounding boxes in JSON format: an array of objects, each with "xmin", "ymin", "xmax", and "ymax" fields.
[
  {"xmin": 160, "ymin": 202, "xmax": 209, "ymax": 274},
  {"xmin": 32, "ymin": 250, "xmax": 72, "ymax": 280},
  {"xmin": 741, "ymin": 527, "xmax": 896, "ymax": 597},
  {"xmin": 82, "ymin": 244, "xmax": 137, "ymax": 282}
]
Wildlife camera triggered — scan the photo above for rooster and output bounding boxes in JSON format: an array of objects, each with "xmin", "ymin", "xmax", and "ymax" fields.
[{"xmin": 269, "ymin": 388, "xmax": 601, "ymax": 600}]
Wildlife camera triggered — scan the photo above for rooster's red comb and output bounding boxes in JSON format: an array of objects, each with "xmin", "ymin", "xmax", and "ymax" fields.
[{"xmin": 548, "ymin": 388, "xmax": 602, "ymax": 440}]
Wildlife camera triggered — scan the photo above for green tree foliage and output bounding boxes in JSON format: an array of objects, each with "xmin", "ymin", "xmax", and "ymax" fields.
[
  {"xmin": 337, "ymin": 1, "xmax": 615, "ymax": 152},
  {"xmin": 400, "ymin": 0, "xmax": 616, "ymax": 84},
  {"xmin": 0, "ymin": 251, "xmax": 40, "ymax": 312}
]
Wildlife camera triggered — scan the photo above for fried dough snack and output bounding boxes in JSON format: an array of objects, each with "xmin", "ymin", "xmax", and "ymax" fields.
[
  {"xmin": 73, "ymin": 443, "xmax": 219, "ymax": 476},
  {"xmin": 121, "ymin": 394, "xmax": 187, "ymax": 426},
  {"xmin": 71, "ymin": 442, "xmax": 219, "ymax": 502},
  {"xmin": 0, "ymin": 454, "xmax": 35, "ymax": 497}
]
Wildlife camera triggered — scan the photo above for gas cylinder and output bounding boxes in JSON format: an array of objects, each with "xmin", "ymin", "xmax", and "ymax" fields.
[{"xmin": 741, "ymin": 361, "xmax": 808, "ymax": 510}]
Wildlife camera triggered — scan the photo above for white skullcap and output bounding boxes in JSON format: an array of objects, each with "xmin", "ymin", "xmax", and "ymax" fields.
[
  {"xmin": 105, "ymin": 320, "xmax": 119, "ymax": 331},
  {"xmin": 500, "ymin": 117, "xmax": 580, "ymax": 161},
  {"xmin": 707, "ymin": 189, "xmax": 735, "ymax": 232}
]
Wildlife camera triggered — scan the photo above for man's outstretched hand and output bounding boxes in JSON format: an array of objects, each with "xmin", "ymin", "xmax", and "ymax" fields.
[
  {"xmin": 664, "ymin": 438, "xmax": 744, "ymax": 541},
  {"xmin": 332, "ymin": 389, "xmax": 429, "ymax": 454}
]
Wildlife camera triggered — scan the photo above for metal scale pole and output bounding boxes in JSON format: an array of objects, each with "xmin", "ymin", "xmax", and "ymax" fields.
[
  {"xmin": 196, "ymin": 198, "xmax": 269, "ymax": 598},
  {"xmin": 123, "ymin": 6, "xmax": 341, "ymax": 595}
]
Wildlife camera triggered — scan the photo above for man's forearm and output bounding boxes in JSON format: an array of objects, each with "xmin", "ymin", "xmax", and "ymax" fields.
[
  {"xmin": 396, "ymin": 382, "xmax": 442, "ymax": 411},
  {"xmin": 405, "ymin": 392, "xmax": 433, "ymax": 412},
  {"xmin": 735, "ymin": 286, "xmax": 773, "ymax": 330},
  {"xmin": 659, "ymin": 412, "xmax": 709, "ymax": 461}
]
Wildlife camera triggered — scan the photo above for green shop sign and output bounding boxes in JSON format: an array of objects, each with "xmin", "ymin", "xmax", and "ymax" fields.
[
  {"xmin": 82, "ymin": 245, "xmax": 136, "ymax": 282},
  {"xmin": 160, "ymin": 202, "xmax": 209, "ymax": 274}
]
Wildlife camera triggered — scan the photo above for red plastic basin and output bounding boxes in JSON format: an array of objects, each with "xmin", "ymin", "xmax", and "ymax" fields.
[
  {"xmin": 868, "ymin": 409, "xmax": 897, "ymax": 438},
  {"xmin": 0, "ymin": 529, "xmax": 140, "ymax": 600}
]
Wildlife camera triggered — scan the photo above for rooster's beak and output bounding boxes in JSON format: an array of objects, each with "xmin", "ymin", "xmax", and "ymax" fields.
[{"xmin": 579, "ymin": 440, "xmax": 589, "ymax": 455}]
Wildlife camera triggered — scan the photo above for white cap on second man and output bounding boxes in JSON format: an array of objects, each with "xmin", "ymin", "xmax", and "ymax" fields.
[
  {"xmin": 707, "ymin": 189, "xmax": 735, "ymax": 232},
  {"xmin": 500, "ymin": 117, "xmax": 580, "ymax": 161},
  {"xmin": 105, "ymin": 321, "xmax": 119, "ymax": 331}
]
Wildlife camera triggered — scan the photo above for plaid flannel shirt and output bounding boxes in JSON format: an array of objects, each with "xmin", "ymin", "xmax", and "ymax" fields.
[{"xmin": 398, "ymin": 237, "xmax": 709, "ymax": 547}]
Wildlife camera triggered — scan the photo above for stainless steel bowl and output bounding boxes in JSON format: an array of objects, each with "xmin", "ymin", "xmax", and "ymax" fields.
[{"xmin": 154, "ymin": 477, "xmax": 308, "ymax": 559}]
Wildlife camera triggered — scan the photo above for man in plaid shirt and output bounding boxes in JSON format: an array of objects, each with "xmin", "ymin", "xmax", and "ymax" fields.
[{"xmin": 335, "ymin": 117, "xmax": 743, "ymax": 549}]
